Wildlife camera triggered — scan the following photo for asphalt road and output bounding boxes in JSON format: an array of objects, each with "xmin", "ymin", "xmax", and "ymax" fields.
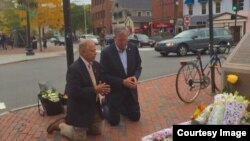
[{"xmin": 0, "ymin": 47, "xmax": 214, "ymax": 114}]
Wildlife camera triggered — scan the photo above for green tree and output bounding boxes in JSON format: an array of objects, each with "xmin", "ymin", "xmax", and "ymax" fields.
[
  {"xmin": 71, "ymin": 4, "xmax": 85, "ymax": 38},
  {"xmin": 0, "ymin": 0, "xmax": 20, "ymax": 34},
  {"xmin": 70, "ymin": 4, "xmax": 92, "ymax": 38}
]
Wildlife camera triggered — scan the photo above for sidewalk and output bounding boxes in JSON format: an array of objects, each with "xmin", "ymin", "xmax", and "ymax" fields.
[
  {"xmin": 0, "ymin": 74, "xmax": 214, "ymax": 141},
  {"xmin": 0, "ymin": 44, "xmax": 214, "ymax": 141},
  {"xmin": 0, "ymin": 44, "xmax": 76, "ymax": 65}
]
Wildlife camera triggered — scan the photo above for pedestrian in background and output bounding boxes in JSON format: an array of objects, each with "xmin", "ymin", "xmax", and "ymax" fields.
[
  {"xmin": 43, "ymin": 36, "xmax": 47, "ymax": 49},
  {"xmin": 0, "ymin": 34, "xmax": 7, "ymax": 50},
  {"xmin": 100, "ymin": 25, "xmax": 142, "ymax": 126},
  {"xmin": 47, "ymin": 39, "xmax": 111, "ymax": 141},
  {"xmin": 99, "ymin": 27, "xmax": 106, "ymax": 50}
]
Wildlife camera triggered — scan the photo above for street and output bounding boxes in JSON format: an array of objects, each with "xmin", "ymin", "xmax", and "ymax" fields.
[{"xmin": 0, "ymin": 46, "xmax": 214, "ymax": 114}]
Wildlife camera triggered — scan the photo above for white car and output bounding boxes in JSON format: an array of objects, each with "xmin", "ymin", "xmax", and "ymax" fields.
[{"xmin": 79, "ymin": 34, "xmax": 99, "ymax": 45}]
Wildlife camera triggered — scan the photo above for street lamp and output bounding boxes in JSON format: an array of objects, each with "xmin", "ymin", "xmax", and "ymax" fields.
[
  {"xmin": 25, "ymin": 0, "xmax": 34, "ymax": 55},
  {"xmin": 173, "ymin": 0, "xmax": 179, "ymax": 35}
]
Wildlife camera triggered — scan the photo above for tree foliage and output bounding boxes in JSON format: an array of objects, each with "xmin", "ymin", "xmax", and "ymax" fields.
[
  {"xmin": 71, "ymin": 4, "xmax": 85, "ymax": 33},
  {"xmin": 15, "ymin": 0, "xmax": 64, "ymax": 30},
  {"xmin": 0, "ymin": 0, "xmax": 19, "ymax": 33},
  {"xmin": 71, "ymin": 3, "xmax": 92, "ymax": 34}
]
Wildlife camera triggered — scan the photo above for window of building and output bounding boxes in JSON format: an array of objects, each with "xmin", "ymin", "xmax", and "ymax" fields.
[
  {"xmin": 215, "ymin": 2, "xmax": 221, "ymax": 13},
  {"xmin": 102, "ymin": 10, "xmax": 105, "ymax": 19},
  {"xmin": 137, "ymin": 11, "xmax": 142, "ymax": 16},
  {"xmin": 146, "ymin": 11, "xmax": 151, "ymax": 16},
  {"xmin": 113, "ymin": 13, "xmax": 118, "ymax": 19},
  {"xmin": 118, "ymin": 11, "xmax": 123, "ymax": 18},
  {"xmin": 115, "ymin": 3, "xmax": 119, "ymax": 8},
  {"xmin": 201, "ymin": 3, "xmax": 206, "ymax": 15},
  {"xmin": 188, "ymin": 4, "xmax": 193, "ymax": 15}
]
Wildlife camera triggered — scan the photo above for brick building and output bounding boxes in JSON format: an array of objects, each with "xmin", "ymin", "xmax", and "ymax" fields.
[
  {"xmin": 91, "ymin": 0, "xmax": 113, "ymax": 35},
  {"xmin": 151, "ymin": 0, "xmax": 183, "ymax": 35}
]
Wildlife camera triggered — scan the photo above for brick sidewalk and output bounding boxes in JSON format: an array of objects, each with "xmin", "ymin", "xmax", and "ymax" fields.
[{"xmin": 0, "ymin": 75, "xmax": 214, "ymax": 141}]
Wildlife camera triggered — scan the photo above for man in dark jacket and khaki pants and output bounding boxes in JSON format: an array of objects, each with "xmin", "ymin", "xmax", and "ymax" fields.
[
  {"xmin": 100, "ymin": 25, "xmax": 142, "ymax": 126},
  {"xmin": 47, "ymin": 39, "xmax": 110, "ymax": 141}
]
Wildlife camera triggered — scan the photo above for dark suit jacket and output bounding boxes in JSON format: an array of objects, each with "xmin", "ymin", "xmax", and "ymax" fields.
[
  {"xmin": 100, "ymin": 43, "xmax": 142, "ymax": 104},
  {"xmin": 65, "ymin": 58, "xmax": 103, "ymax": 128}
]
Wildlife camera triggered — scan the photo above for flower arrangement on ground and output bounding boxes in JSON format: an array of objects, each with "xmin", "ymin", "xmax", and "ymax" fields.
[
  {"xmin": 191, "ymin": 74, "xmax": 250, "ymax": 125},
  {"xmin": 223, "ymin": 74, "xmax": 239, "ymax": 93},
  {"xmin": 39, "ymin": 89, "xmax": 61, "ymax": 102}
]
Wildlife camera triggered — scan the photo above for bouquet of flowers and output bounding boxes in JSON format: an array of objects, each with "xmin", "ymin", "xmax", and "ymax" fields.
[
  {"xmin": 39, "ymin": 89, "xmax": 60, "ymax": 102},
  {"xmin": 141, "ymin": 121, "xmax": 191, "ymax": 141},
  {"xmin": 223, "ymin": 74, "xmax": 238, "ymax": 93},
  {"xmin": 191, "ymin": 74, "xmax": 250, "ymax": 125},
  {"xmin": 38, "ymin": 81, "xmax": 65, "ymax": 116}
]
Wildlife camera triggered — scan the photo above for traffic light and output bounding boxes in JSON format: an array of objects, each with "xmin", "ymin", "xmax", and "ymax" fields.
[
  {"xmin": 232, "ymin": 0, "xmax": 238, "ymax": 11},
  {"xmin": 239, "ymin": 0, "xmax": 244, "ymax": 10}
]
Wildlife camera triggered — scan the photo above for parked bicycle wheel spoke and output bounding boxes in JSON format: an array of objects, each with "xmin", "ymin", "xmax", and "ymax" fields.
[{"xmin": 176, "ymin": 62, "xmax": 202, "ymax": 103}]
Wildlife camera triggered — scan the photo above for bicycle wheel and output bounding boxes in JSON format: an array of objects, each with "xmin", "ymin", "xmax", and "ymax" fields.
[
  {"xmin": 176, "ymin": 62, "xmax": 202, "ymax": 103},
  {"xmin": 214, "ymin": 55, "xmax": 227, "ymax": 92}
]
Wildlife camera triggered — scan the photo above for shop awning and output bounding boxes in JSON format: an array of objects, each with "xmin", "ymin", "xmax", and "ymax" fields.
[
  {"xmin": 134, "ymin": 28, "xmax": 143, "ymax": 33},
  {"xmin": 198, "ymin": 0, "xmax": 208, "ymax": 3},
  {"xmin": 152, "ymin": 22, "xmax": 173, "ymax": 28},
  {"xmin": 185, "ymin": 0, "xmax": 194, "ymax": 4}
]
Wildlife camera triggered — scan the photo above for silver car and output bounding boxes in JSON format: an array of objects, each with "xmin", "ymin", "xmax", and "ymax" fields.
[{"xmin": 79, "ymin": 34, "xmax": 99, "ymax": 45}]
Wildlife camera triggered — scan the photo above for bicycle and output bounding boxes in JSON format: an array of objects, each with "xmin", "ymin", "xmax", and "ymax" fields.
[{"xmin": 175, "ymin": 46, "xmax": 227, "ymax": 103}]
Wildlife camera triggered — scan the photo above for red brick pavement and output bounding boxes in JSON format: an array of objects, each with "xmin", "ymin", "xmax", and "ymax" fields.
[{"xmin": 0, "ymin": 75, "xmax": 215, "ymax": 141}]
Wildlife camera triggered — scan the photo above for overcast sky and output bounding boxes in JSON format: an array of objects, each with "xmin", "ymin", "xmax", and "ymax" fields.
[{"xmin": 71, "ymin": 0, "xmax": 91, "ymax": 5}]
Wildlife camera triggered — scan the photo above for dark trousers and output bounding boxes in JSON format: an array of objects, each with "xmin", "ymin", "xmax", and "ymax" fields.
[{"xmin": 103, "ymin": 91, "xmax": 140, "ymax": 126}]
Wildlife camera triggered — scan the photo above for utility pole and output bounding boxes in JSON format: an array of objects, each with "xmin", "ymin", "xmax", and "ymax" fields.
[
  {"xmin": 234, "ymin": 10, "xmax": 237, "ymax": 43},
  {"xmin": 208, "ymin": 0, "xmax": 215, "ymax": 94},
  {"xmin": 173, "ymin": 0, "xmax": 178, "ymax": 34},
  {"xmin": 63, "ymin": 0, "xmax": 74, "ymax": 68}
]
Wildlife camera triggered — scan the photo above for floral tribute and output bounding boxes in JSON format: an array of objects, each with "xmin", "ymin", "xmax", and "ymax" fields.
[
  {"xmin": 192, "ymin": 74, "xmax": 250, "ymax": 125},
  {"xmin": 193, "ymin": 92, "xmax": 250, "ymax": 125},
  {"xmin": 39, "ymin": 89, "xmax": 68, "ymax": 104},
  {"xmin": 141, "ymin": 74, "xmax": 250, "ymax": 141},
  {"xmin": 39, "ymin": 89, "xmax": 61, "ymax": 102},
  {"xmin": 141, "ymin": 121, "xmax": 191, "ymax": 141}
]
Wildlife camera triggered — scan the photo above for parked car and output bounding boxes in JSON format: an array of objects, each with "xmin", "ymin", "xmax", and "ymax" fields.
[
  {"xmin": 79, "ymin": 34, "xmax": 99, "ymax": 45},
  {"xmin": 49, "ymin": 36, "xmax": 65, "ymax": 46},
  {"xmin": 154, "ymin": 27, "xmax": 233, "ymax": 56},
  {"xmin": 105, "ymin": 34, "xmax": 114, "ymax": 45},
  {"xmin": 128, "ymin": 33, "xmax": 156, "ymax": 47}
]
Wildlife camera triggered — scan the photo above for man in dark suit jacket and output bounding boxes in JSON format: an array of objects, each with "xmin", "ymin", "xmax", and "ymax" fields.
[
  {"xmin": 47, "ymin": 39, "xmax": 110, "ymax": 141},
  {"xmin": 100, "ymin": 25, "xmax": 142, "ymax": 126}
]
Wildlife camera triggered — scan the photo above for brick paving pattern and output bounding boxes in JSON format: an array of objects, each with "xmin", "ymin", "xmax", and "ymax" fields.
[{"xmin": 0, "ymin": 75, "xmax": 214, "ymax": 141}]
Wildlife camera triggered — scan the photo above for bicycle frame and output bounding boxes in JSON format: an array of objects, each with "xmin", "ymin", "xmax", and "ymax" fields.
[{"xmin": 195, "ymin": 50, "xmax": 220, "ymax": 77}]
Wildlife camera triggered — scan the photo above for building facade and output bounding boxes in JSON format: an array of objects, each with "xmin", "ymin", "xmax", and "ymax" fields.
[
  {"xmin": 111, "ymin": 0, "xmax": 152, "ymax": 35},
  {"xmin": 183, "ymin": 0, "xmax": 250, "ymax": 42},
  {"xmin": 152, "ymin": 0, "xmax": 183, "ymax": 35},
  {"xmin": 91, "ymin": 0, "xmax": 113, "ymax": 35}
]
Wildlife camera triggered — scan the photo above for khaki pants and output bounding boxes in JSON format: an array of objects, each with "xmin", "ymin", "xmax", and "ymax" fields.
[{"xmin": 59, "ymin": 111, "xmax": 103, "ymax": 141}]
